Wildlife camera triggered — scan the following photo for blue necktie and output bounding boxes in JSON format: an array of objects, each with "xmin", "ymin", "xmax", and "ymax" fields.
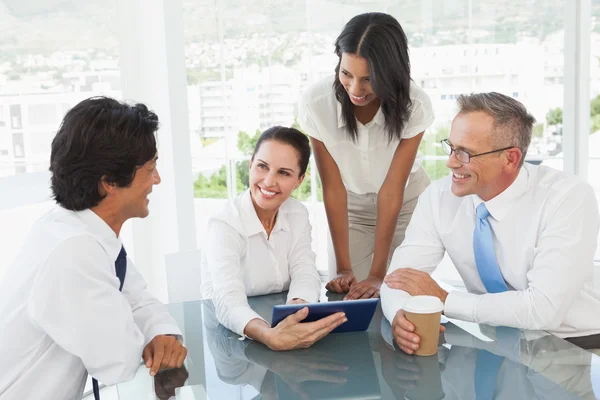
[
  {"xmin": 473, "ymin": 203, "xmax": 508, "ymax": 293},
  {"xmin": 93, "ymin": 246, "xmax": 127, "ymax": 400}
]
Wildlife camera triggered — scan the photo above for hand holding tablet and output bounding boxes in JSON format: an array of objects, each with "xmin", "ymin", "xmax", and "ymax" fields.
[{"xmin": 272, "ymin": 298, "xmax": 380, "ymax": 334}]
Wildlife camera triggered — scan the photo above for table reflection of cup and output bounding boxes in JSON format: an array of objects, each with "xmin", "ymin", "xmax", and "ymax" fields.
[
  {"xmin": 404, "ymin": 354, "xmax": 445, "ymax": 400},
  {"xmin": 403, "ymin": 296, "xmax": 443, "ymax": 356}
]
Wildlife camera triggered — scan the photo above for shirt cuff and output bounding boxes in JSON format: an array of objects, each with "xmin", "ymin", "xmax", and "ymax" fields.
[
  {"xmin": 143, "ymin": 324, "xmax": 183, "ymax": 347},
  {"xmin": 287, "ymin": 286, "xmax": 320, "ymax": 304},
  {"xmin": 444, "ymin": 291, "xmax": 480, "ymax": 323},
  {"xmin": 230, "ymin": 307, "xmax": 267, "ymax": 338}
]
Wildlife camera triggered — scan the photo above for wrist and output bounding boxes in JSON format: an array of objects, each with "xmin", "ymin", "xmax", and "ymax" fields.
[
  {"xmin": 244, "ymin": 318, "xmax": 271, "ymax": 343},
  {"xmin": 368, "ymin": 264, "xmax": 387, "ymax": 279},
  {"xmin": 439, "ymin": 290, "xmax": 449, "ymax": 304},
  {"xmin": 263, "ymin": 328, "xmax": 283, "ymax": 351},
  {"xmin": 336, "ymin": 266, "xmax": 353, "ymax": 274}
]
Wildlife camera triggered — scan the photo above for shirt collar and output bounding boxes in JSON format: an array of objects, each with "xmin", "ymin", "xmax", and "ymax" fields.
[
  {"xmin": 74, "ymin": 208, "xmax": 123, "ymax": 262},
  {"xmin": 371, "ymin": 106, "xmax": 385, "ymax": 126},
  {"xmin": 472, "ymin": 166, "xmax": 529, "ymax": 221},
  {"xmin": 336, "ymin": 100, "xmax": 384, "ymax": 128},
  {"xmin": 239, "ymin": 190, "xmax": 291, "ymax": 237}
]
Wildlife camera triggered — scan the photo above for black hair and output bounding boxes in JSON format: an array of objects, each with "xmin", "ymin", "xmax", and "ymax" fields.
[
  {"xmin": 251, "ymin": 126, "xmax": 310, "ymax": 176},
  {"xmin": 333, "ymin": 12, "xmax": 412, "ymax": 142},
  {"xmin": 50, "ymin": 96, "xmax": 159, "ymax": 210}
]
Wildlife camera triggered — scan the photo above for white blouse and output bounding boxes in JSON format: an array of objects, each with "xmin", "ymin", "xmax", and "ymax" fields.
[
  {"xmin": 297, "ymin": 76, "xmax": 435, "ymax": 194},
  {"xmin": 201, "ymin": 190, "xmax": 321, "ymax": 337}
]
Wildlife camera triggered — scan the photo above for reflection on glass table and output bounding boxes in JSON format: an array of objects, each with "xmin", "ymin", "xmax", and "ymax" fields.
[{"xmin": 115, "ymin": 292, "xmax": 600, "ymax": 399}]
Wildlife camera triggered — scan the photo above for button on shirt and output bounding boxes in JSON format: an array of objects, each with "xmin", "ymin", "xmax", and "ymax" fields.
[
  {"xmin": 297, "ymin": 76, "xmax": 435, "ymax": 194},
  {"xmin": 0, "ymin": 207, "xmax": 181, "ymax": 400},
  {"xmin": 201, "ymin": 190, "xmax": 321, "ymax": 337},
  {"xmin": 381, "ymin": 164, "xmax": 600, "ymax": 338}
]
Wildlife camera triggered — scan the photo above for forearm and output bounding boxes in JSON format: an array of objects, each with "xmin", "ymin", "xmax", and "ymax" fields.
[
  {"xmin": 445, "ymin": 288, "xmax": 561, "ymax": 331},
  {"xmin": 323, "ymin": 184, "xmax": 352, "ymax": 273},
  {"xmin": 127, "ymin": 266, "xmax": 182, "ymax": 344},
  {"xmin": 287, "ymin": 266, "xmax": 321, "ymax": 303},
  {"xmin": 371, "ymin": 190, "xmax": 404, "ymax": 277},
  {"xmin": 380, "ymin": 282, "xmax": 410, "ymax": 323}
]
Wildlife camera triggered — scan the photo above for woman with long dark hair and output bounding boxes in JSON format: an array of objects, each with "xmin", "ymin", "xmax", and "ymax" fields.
[{"xmin": 298, "ymin": 12, "xmax": 434, "ymax": 300}]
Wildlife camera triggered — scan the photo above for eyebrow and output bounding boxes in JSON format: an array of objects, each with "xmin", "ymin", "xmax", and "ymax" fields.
[
  {"xmin": 256, "ymin": 159, "xmax": 295, "ymax": 173},
  {"xmin": 448, "ymin": 141, "xmax": 475, "ymax": 154},
  {"xmin": 340, "ymin": 68, "xmax": 369, "ymax": 79}
]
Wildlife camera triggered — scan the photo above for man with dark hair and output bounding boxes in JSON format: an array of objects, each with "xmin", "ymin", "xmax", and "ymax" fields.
[
  {"xmin": 381, "ymin": 92, "xmax": 600, "ymax": 354},
  {"xmin": 0, "ymin": 97, "xmax": 187, "ymax": 399}
]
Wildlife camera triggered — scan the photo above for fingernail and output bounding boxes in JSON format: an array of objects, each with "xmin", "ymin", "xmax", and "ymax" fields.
[
  {"xmin": 342, "ymin": 318, "xmax": 348, "ymax": 323},
  {"xmin": 150, "ymin": 371, "xmax": 156, "ymax": 376},
  {"xmin": 412, "ymin": 337, "xmax": 418, "ymax": 343}
]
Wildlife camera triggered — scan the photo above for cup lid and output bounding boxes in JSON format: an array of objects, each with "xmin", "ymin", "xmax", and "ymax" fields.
[{"xmin": 403, "ymin": 295, "xmax": 444, "ymax": 314}]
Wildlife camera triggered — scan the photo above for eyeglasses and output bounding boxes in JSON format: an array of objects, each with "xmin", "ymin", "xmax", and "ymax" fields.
[{"xmin": 440, "ymin": 139, "xmax": 514, "ymax": 164}]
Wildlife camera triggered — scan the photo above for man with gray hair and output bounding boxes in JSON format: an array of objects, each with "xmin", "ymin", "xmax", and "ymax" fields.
[{"xmin": 381, "ymin": 92, "xmax": 600, "ymax": 354}]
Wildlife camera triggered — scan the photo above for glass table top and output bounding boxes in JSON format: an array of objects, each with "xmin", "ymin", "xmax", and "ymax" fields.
[{"xmin": 115, "ymin": 291, "xmax": 600, "ymax": 400}]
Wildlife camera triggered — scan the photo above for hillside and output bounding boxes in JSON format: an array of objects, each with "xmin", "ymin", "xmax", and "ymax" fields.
[{"xmin": 0, "ymin": 0, "xmax": 598, "ymax": 55}]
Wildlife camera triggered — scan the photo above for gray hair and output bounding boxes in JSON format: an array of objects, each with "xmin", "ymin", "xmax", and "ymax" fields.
[{"xmin": 456, "ymin": 92, "xmax": 536, "ymax": 166}]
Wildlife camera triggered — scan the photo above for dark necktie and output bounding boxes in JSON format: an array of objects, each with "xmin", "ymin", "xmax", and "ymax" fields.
[{"xmin": 93, "ymin": 246, "xmax": 127, "ymax": 400}]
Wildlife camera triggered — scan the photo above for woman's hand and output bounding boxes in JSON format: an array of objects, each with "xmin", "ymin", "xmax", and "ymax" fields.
[
  {"xmin": 266, "ymin": 307, "xmax": 347, "ymax": 351},
  {"xmin": 344, "ymin": 274, "xmax": 382, "ymax": 300},
  {"xmin": 325, "ymin": 270, "xmax": 356, "ymax": 293},
  {"xmin": 288, "ymin": 298, "xmax": 309, "ymax": 305}
]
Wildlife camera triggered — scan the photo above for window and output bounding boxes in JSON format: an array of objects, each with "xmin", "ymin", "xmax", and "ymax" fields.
[
  {"xmin": 182, "ymin": 0, "xmax": 573, "ymax": 276},
  {"xmin": 590, "ymin": 0, "xmax": 600, "ymax": 261},
  {"xmin": 28, "ymin": 104, "xmax": 57, "ymax": 126},
  {"xmin": 0, "ymin": 1, "xmax": 122, "ymax": 278}
]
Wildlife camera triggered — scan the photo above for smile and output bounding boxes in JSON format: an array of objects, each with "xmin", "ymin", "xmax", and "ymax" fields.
[
  {"xmin": 349, "ymin": 93, "xmax": 367, "ymax": 102},
  {"xmin": 452, "ymin": 172, "xmax": 471, "ymax": 181},
  {"xmin": 259, "ymin": 187, "xmax": 278, "ymax": 196}
]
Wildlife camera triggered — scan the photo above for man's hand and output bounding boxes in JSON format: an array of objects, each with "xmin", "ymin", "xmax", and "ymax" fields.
[
  {"xmin": 325, "ymin": 270, "xmax": 356, "ymax": 293},
  {"xmin": 392, "ymin": 309, "xmax": 445, "ymax": 355},
  {"xmin": 344, "ymin": 274, "xmax": 382, "ymax": 300},
  {"xmin": 143, "ymin": 335, "xmax": 187, "ymax": 376},
  {"xmin": 384, "ymin": 268, "xmax": 448, "ymax": 303}
]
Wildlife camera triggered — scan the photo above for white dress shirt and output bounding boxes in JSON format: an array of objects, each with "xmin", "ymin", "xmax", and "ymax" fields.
[
  {"xmin": 297, "ymin": 75, "xmax": 434, "ymax": 194},
  {"xmin": 201, "ymin": 190, "xmax": 321, "ymax": 337},
  {"xmin": 381, "ymin": 164, "xmax": 600, "ymax": 338},
  {"xmin": 0, "ymin": 207, "xmax": 181, "ymax": 400}
]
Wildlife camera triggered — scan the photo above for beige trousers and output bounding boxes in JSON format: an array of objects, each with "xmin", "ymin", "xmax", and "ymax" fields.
[{"xmin": 327, "ymin": 166, "xmax": 431, "ymax": 281}]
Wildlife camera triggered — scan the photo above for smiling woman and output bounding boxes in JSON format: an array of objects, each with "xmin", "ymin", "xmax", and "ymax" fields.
[
  {"xmin": 201, "ymin": 126, "xmax": 347, "ymax": 351},
  {"xmin": 248, "ymin": 126, "xmax": 311, "ymax": 234},
  {"xmin": 297, "ymin": 12, "xmax": 435, "ymax": 301}
]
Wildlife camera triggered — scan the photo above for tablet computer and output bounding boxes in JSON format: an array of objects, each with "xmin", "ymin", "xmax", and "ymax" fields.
[{"xmin": 271, "ymin": 298, "xmax": 380, "ymax": 334}]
